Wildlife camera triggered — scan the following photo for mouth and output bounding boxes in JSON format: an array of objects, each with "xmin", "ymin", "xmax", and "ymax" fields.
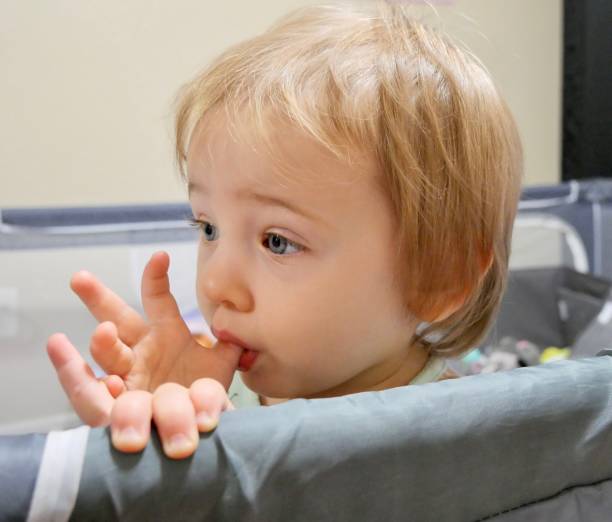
[
  {"xmin": 212, "ymin": 326, "xmax": 259, "ymax": 372},
  {"xmin": 237, "ymin": 349, "xmax": 259, "ymax": 372}
]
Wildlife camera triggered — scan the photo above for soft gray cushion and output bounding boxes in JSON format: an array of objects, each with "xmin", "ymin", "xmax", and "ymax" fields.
[
  {"xmin": 4, "ymin": 354, "xmax": 612, "ymax": 521},
  {"xmin": 68, "ymin": 354, "xmax": 612, "ymax": 521}
]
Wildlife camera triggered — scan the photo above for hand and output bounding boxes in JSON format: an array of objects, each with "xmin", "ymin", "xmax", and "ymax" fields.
[
  {"xmin": 47, "ymin": 251, "xmax": 241, "ymax": 426},
  {"xmin": 110, "ymin": 378, "xmax": 233, "ymax": 459}
]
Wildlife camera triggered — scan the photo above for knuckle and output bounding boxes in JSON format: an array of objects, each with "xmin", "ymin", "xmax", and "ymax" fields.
[
  {"xmin": 111, "ymin": 392, "xmax": 152, "ymax": 424},
  {"xmin": 89, "ymin": 337, "xmax": 103, "ymax": 358},
  {"xmin": 115, "ymin": 389, "xmax": 151, "ymax": 407},
  {"xmin": 154, "ymin": 382, "xmax": 185, "ymax": 397},
  {"xmin": 190, "ymin": 378, "xmax": 228, "ymax": 408},
  {"xmin": 114, "ymin": 308, "xmax": 132, "ymax": 336},
  {"xmin": 192, "ymin": 377, "xmax": 225, "ymax": 394},
  {"xmin": 91, "ymin": 326, "xmax": 109, "ymax": 353},
  {"xmin": 108, "ymin": 342, "xmax": 129, "ymax": 373}
]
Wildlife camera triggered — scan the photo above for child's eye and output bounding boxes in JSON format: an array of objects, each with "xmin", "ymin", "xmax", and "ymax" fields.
[
  {"xmin": 189, "ymin": 218, "xmax": 218, "ymax": 241},
  {"xmin": 189, "ymin": 218, "xmax": 303, "ymax": 256},
  {"xmin": 263, "ymin": 233, "xmax": 303, "ymax": 256}
]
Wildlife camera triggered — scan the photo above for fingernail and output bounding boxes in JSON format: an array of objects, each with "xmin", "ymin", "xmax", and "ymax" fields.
[
  {"xmin": 165, "ymin": 433, "xmax": 196, "ymax": 457},
  {"xmin": 112, "ymin": 427, "xmax": 144, "ymax": 450},
  {"xmin": 196, "ymin": 412, "xmax": 219, "ymax": 431}
]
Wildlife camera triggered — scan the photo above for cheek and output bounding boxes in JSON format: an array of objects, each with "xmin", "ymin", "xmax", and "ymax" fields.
[
  {"xmin": 262, "ymin": 261, "xmax": 388, "ymax": 355},
  {"xmin": 317, "ymin": 248, "xmax": 408, "ymax": 345},
  {"xmin": 194, "ymin": 249, "xmax": 212, "ymax": 322},
  {"xmin": 256, "ymin": 281, "xmax": 340, "ymax": 362}
]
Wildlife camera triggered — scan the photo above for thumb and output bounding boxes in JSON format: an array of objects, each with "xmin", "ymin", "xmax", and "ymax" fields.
[{"xmin": 187, "ymin": 338, "xmax": 242, "ymax": 391}]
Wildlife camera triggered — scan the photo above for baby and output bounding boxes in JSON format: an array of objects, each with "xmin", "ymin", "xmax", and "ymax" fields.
[{"xmin": 47, "ymin": 0, "xmax": 522, "ymax": 459}]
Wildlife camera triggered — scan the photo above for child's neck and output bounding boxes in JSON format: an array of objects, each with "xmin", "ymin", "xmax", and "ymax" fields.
[{"xmin": 259, "ymin": 343, "xmax": 430, "ymax": 406}]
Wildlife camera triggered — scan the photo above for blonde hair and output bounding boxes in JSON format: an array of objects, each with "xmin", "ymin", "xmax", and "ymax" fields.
[{"xmin": 175, "ymin": 0, "xmax": 523, "ymax": 358}]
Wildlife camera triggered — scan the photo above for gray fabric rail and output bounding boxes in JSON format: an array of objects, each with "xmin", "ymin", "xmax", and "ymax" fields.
[
  {"xmin": 519, "ymin": 178, "xmax": 612, "ymax": 277},
  {"xmin": 0, "ymin": 203, "xmax": 197, "ymax": 250},
  {"xmin": 2, "ymin": 354, "xmax": 612, "ymax": 521},
  {"xmin": 3, "ymin": 178, "xmax": 612, "ymax": 270}
]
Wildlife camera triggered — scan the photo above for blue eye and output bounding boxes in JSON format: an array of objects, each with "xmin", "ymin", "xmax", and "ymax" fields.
[
  {"xmin": 189, "ymin": 219, "xmax": 303, "ymax": 256},
  {"xmin": 264, "ymin": 233, "xmax": 302, "ymax": 255},
  {"xmin": 189, "ymin": 218, "xmax": 218, "ymax": 241},
  {"xmin": 202, "ymin": 222, "xmax": 218, "ymax": 241}
]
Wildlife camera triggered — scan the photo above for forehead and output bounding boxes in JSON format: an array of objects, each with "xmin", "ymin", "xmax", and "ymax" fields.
[{"xmin": 186, "ymin": 108, "xmax": 382, "ymax": 197}]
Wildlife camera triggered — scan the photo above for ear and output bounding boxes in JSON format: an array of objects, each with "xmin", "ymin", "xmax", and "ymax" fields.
[{"xmin": 422, "ymin": 248, "xmax": 494, "ymax": 323}]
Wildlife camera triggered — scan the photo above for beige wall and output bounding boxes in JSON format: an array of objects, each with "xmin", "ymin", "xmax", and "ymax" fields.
[
  {"xmin": 436, "ymin": 0, "xmax": 563, "ymax": 187},
  {"xmin": 0, "ymin": 0, "xmax": 562, "ymax": 207}
]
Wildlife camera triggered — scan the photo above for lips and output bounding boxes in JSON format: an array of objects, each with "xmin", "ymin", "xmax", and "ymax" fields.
[
  {"xmin": 211, "ymin": 326, "xmax": 259, "ymax": 372},
  {"xmin": 237, "ymin": 349, "xmax": 258, "ymax": 372}
]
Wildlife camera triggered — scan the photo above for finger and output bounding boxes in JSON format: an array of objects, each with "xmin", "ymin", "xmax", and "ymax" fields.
[
  {"xmin": 141, "ymin": 251, "xmax": 184, "ymax": 325},
  {"xmin": 103, "ymin": 375, "xmax": 126, "ymax": 399},
  {"xmin": 71, "ymin": 270, "xmax": 148, "ymax": 346},
  {"xmin": 90, "ymin": 321, "xmax": 135, "ymax": 376},
  {"xmin": 152, "ymin": 383, "xmax": 199, "ymax": 459},
  {"xmin": 203, "ymin": 340, "xmax": 243, "ymax": 391},
  {"xmin": 110, "ymin": 391, "xmax": 152, "ymax": 453},
  {"xmin": 46, "ymin": 333, "xmax": 113, "ymax": 427},
  {"xmin": 189, "ymin": 378, "xmax": 235, "ymax": 432}
]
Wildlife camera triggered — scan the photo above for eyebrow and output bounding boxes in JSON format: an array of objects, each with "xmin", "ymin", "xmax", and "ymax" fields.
[{"xmin": 188, "ymin": 181, "xmax": 327, "ymax": 226}]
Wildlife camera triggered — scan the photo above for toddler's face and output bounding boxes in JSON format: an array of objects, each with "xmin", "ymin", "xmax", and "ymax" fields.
[{"xmin": 187, "ymin": 111, "xmax": 425, "ymax": 399}]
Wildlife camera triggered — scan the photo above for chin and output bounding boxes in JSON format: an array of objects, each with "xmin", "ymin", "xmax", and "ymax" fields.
[{"xmin": 241, "ymin": 373, "xmax": 303, "ymax": 400}]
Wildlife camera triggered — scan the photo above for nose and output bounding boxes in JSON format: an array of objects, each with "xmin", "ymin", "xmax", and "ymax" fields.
[{"xmin": 196, "ymin": 243, "xmax": 253, "ymax": 312}]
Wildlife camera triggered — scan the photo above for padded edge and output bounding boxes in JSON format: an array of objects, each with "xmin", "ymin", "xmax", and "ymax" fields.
[{"xmin": 69, "ymin": 356, "xmax": 612, "ymax": 522}]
